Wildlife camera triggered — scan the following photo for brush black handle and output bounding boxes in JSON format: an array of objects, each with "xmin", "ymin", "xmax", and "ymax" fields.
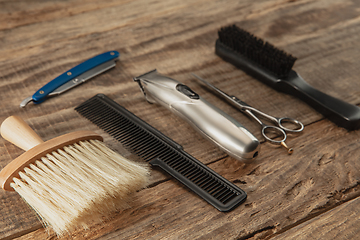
[
  {"xmin": 216, "ymin": 40, "xmax": 360, "ymax": 130},
  {"xmin": 280, "ymin": 71, "xmax": 360, "ymax": 130}
]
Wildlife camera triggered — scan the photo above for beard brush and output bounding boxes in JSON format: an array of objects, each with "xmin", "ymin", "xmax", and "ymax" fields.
[
  {"xmin": 215, "ymin": 25, "xmax": 360, "ymax": 130},
  {"xmin": 0, "ymin": 116, "xmax": 150, "ymax": 236}
]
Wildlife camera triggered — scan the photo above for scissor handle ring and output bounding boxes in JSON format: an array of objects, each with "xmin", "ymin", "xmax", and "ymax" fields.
[
  {"xmin": 278, "ymin": 117, "xmax": 304, "ymax": 133},
  {"xmin": 262, "ymin": 125, "xmax": 287, "ymax": 144}
]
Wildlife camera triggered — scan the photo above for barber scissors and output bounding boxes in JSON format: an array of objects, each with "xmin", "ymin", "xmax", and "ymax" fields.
[{"xmin": 192, "ymin": 74, "xmax": 304, "ymax": 154}]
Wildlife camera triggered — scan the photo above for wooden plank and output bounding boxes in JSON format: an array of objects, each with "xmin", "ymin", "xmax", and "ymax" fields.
[
  {"xmin": 14, "ymin": 119, "xmax": 360, "ymax": 239},
  {"xmin": 274, "ymin": 196, "xmax": 360, "ymax": 240},
  {"xmin": 0, "ymin": 0, "xmax": 131, "ymax": 31},
  {"xmin": 0, "ymin": 0, "xmax": 360, "ymax": 239}
]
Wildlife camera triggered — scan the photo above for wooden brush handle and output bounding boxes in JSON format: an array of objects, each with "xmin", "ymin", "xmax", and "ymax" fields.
[
  {"xmin": 1, "ymin": 116, "xmax": 44, "ymax": 151},
  {"xmin": 0, "ymin": 116, "xmax": 103, "ymax": 191}
]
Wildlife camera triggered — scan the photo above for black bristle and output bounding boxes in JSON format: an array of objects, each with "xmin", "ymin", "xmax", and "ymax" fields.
[{"xmin": 218, "ymin": 25, "xmax": 297, "ymax": 77}]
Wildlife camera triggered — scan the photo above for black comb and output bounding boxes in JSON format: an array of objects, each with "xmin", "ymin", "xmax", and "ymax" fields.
[
  {"xmin": 216, "ymin": 24, "xmax": 360, "ymax": 130},
  {"xmin": 75, "ymin": 94, "xmax": 247, "ymax": 212}
]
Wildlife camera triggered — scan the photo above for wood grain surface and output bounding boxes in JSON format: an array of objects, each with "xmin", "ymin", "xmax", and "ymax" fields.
[{"xmin": 1, "ymin": 0, "xmax": 360, "ymax": 239}]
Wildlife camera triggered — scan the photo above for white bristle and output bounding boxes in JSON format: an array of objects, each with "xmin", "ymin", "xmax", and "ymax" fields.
[{"xmin": 10, "ymin": 139, "xmax": 150, "ymax": 236}]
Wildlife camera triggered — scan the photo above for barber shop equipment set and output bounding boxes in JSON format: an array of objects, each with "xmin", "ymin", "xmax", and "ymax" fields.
[{"xmin": 1, "ymin": 25, "xmax": 360, "ymax": 235}]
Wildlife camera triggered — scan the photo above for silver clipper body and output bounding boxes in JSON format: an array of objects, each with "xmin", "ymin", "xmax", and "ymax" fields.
[{"xmin": 133, "ymin": 69, "xmax": 260, "ymax": 161}]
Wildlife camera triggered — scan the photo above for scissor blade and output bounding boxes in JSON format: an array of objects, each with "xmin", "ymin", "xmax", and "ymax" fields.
[
  {"xmin": 192, "ymin": 73, "xmax": 248, "ymax": 108},
  {"xmin": 191, "ymin": 74, "xmax": 235, "ymax": 101}
]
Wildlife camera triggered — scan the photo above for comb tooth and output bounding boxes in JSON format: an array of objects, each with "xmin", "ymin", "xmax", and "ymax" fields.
[
  {"xmin": 173, "ymin": 160, "xmax": 191, "ymax": 172},
  {"xmin": 101, "ymin": 117, "xmax": 129, "ymax": 132},
  {"xmin": 123, "ymin": 134, "xmax": 150, "ymax": 150},
  {"xmin": 132, "ymin": 138, "xmax": 167, "ymax": 161},
  {"xmin": 200, "ymin": 177, "xmax": 217, "ymax": 189},
  {"xmin": 142, "ymin": 144, "xmax": 170, "ymax": 162},
  {"xmin": 202, "ymin": 181, "xmax": 219, "ymax": 192},
  {"xmin": 77, "ymin": 100, "xmax": 106, "ymax": 118},
  {"xmin": 139, "ymin": 141, "xmax": 161, "ymax": 157},
  {"xmin": 186, "ymin": 169, "xmax": 202, "ymax": 181},
  {"xmin": 190, "ymin": 171, "xmax": 206, "ymax": 183},
  {"xmin": 187, "ymin": 171, "xmax": 202, "ymax": 182},
  {"xmin": 120, "ymin": 130, "xmax": 143, "ymax": 144},
  {"xmin": 177, "ymin": 160, "xmax": 194, "ymax": 173},
  {"xmin": 106, "ymin": 122, "xmax": 132, "ymax": 137},
  {"xmin": 203, "ymin": 179, "xmax": 222, "ymax": 192},
  {"xmin": 116, "ymin": 134, "xmax": 133, "ymax": 144},
  {"xmin": 198, "ymin": 175, "xmax": 213, "ymax": 188},
  {"xmin": 163, "ymin": 154, "xmax": 181, "ymax": 168},
  {"xmin": 217, "ymin": 191, "xmax": 233, "ymax": 203},
  {"xmin": 131, "ymin": 138, "xmax": 160, "ymax": 156},
  {"xmin": 90, "ymin": 103, "xmax": 122, "ymax": 127},
  {"xmin": 209, "ymin": 187, "xmax": 224, "ymax": 198},
  {"xmin": 203, "ymin": 181, "xmax": 220, "ymax": 192},
  {"xmin": 180, "ymin": 161, "xmax": 196, "ymax": 173},
  {"xmin": 219, "ymin": 191, "xmax": 235, "ymax": 203},
  {"xmin": 81, "ymin": 103, "xmax": 110, "ymax": 121},
  {"xmin": 210, "ymin": 185, "xmax": 225, "ymax": 196},
  {"xmin": 117, "ymin": 131, "xmax": 145, "ymax": 145},
  {"xmin": 109, "ymin": 116, "xmax": 135, "ymax": 130},
  {"xmin": 197, "ymin": 178, "xmax": 212, "ymax": 190},
  {"xmin": 163, "ymin": 151, "xmax": 181, "ymax": 165},
  {"xmin": 113, "ymin": 129, "xmax": 134, "ymax": 141},
  {"xmin": 111, "ymin": 121, "xmax": 138, "ymax": 136},
  {"xmin": 214, "ymin": 187, "xmax": 230, "ymax": 199},
  {"xmin": 155, "ymin": 150, "xmax": 176, "ymax": 163},
  {"xmin": 193, "ymin": 173, "xmax": 208, "ymax": 185},
  {"xmin": 98, "ymin": 109, "xmax": 124, "ymax": 124},
  {"xmin": 181, "ymin": 164, "xmax": 197, "ymax": 176},
  {"xmin": 131, "ymin": 134, "xmax": 157, "ymax": 150},
  {"xmin": 75, "ymin": 95, "xmax": 247, "ymax": 210}
]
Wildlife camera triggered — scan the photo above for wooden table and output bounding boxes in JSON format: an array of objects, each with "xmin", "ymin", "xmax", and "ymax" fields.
[{"xmin": 1, "ymin": 0, "xmax": 360, "ymax": 239}]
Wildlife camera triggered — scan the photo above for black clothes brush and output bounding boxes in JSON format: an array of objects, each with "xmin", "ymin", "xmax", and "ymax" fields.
[{"xmin": 215, "ymin": 25, "xmax": 360, "ymax": 130}]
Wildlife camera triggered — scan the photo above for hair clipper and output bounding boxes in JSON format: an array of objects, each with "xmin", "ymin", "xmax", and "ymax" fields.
[{"xmin": 133, "ymin": 69, "xmax": 260, "ymax": 161}]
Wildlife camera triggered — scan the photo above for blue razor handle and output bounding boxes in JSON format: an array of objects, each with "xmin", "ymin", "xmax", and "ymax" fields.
[
  {"xmin": 33, "ymin": 51, "xmax": 119, "ymax": 103},
  {"xmin": 21, "ymin": 51, "xmax": 119, "ymax": 107}
]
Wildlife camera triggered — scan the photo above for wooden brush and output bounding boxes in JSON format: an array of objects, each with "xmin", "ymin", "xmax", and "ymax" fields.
[{"xmin": 0, "ymin": 116, "xmax": 150, "ymax": 236}]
